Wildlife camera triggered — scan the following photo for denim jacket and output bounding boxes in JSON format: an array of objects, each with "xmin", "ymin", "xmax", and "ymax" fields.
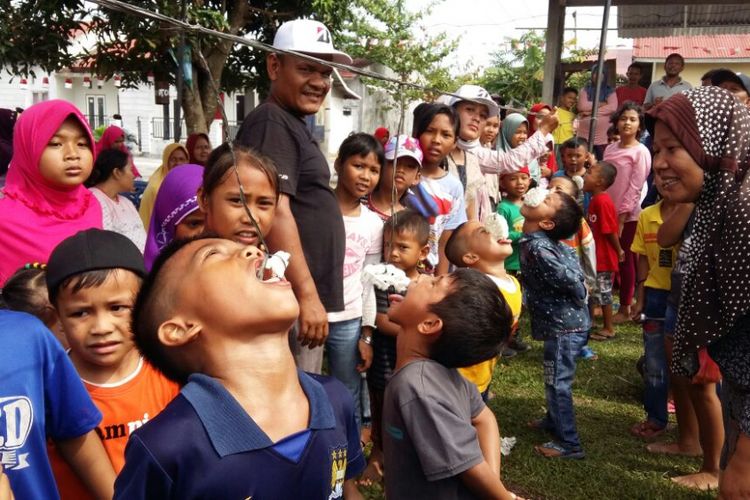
[{"xmin": 520, "ymin": 231, "xmax": 591, "ymax": 340}]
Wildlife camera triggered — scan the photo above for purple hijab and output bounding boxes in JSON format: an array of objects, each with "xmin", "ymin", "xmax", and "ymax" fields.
[{"xmin": 144, "ymin": 164, "xmax": 204, "ymax": 270}]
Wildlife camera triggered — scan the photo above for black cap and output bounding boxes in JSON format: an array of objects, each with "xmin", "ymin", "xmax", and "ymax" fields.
[
  {"xmin": 711, "ymin": 68, "xmax": 750, "ymax": 94},
  {"xmin": 46, "ymin": 229, "xmax": 146, "ymax": 297}
]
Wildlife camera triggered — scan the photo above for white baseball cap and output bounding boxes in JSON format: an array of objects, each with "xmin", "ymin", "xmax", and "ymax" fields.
[
  {"xmin": 385, "ymin": 135, "xmax": 423, "ymax": 167},
  {"xmin": 273, "ymin": 19, "xmax": 353, "ymax": 65},
  {"xmin": 449, "ymin": 84, "xmax": 499, "ymax": 117}
]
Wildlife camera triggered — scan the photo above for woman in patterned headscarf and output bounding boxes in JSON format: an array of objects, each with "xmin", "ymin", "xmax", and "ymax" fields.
[{"xmin": 648, "ymin": 86, "xmax": 750, "ymax": 497}]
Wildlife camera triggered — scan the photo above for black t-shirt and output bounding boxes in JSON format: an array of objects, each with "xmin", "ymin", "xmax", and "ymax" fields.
[{"xmin": 236, "ymin": 101, "xmax": 345, "ymax": 312}]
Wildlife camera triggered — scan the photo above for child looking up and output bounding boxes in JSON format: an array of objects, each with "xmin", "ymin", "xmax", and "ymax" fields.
[
  {"xmin": 367, "ymin": 135, "xmax": 422, "ymax": 221},
  {"xmin": 144, "ymin": 164, "xmax": 205, "ymax": 270},
  {"xmin": 0, "ymin": 309, "xmax": 115, "ymax": 500},
  {"xmin": 497, "ymin": 167, "xmax": 531, "ymax": 276},
  {"xmin": 383, "ymin": 268, "xmax": 518, "ymax": 499},
  {"xmin": 0, "ymin": 263, "xmax": 66, "ymax": 348},
  {"xmin": 116, "ymin": 237, "xmax": 365, "ymax": 498},
  {"xmin": 628, "ymin": 176, "xmax": 679, "ymax": 440},
  {"xmin": 87, "ymin": 149, "xmax": 146, "ymax": 252},
  {"xmin": 584, "ymin": 162, "xmax": 623, "ymax": 340},
  {"xmin": 361, "ymin": 210, "xmax": 430, "ymax": 484},
  {"xmin": 445, "ymin": 220, "xmax": 523, "ymax": 397},
  {"xmin": 520, "ymin": 189, "xmax": 588, "ymax": 459},
  {"xmin": 199, "ymin": 143, "xmax": 278, "ymax": 249},
  {"xmin": 328, "ymin": 133, "xmax": 384, "ymax": 427},
  {"xmin": 413, "ymin": 104, "xmax": 467, "ymax": 275},
  {"xmin": 0, "ymin": 100, "xmax": 101, "ymax": 286},
  {"xmin": 45, "ymin": 229, "xmax": 179, "ymax": 499},
  {"xmin": 549, "ymin": 176, "xmax": 598, "ymax": 360},
  {"xmin": 603, "ymin": 102, "xmax": 651, "ymax": 323}
]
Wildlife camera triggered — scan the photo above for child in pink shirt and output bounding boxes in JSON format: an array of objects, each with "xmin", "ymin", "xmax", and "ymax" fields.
[{"xmin": 603, "ymin": 102, "xmax": 651, "ymax": 322}]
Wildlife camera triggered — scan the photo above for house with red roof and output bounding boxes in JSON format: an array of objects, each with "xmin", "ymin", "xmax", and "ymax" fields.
[{"xmin": 633, "ymin": 34, "xmax": 750, "ymax": 87}]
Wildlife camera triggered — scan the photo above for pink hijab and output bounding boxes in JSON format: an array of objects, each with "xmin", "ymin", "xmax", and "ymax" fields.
[{"xmin": 0, "ymin": 99, "xmax": 102, "ymax": 285}]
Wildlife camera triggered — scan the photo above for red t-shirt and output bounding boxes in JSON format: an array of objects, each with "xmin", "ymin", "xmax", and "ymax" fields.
[
  {"xmin": 587, "ymin": 192, "xmax": 620, "ymax": 272},
  {"xmin": 615, "ymin": 85, "xmax": 647, "ymax": 106}
]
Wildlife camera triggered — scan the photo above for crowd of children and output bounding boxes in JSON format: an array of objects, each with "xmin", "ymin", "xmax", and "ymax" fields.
[{"xmin": 2, "ymin": 16, "xmax": 750, "ymax": 500}]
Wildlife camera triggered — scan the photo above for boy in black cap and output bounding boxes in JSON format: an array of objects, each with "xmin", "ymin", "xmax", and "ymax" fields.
[{"xmin": 45, "ymin": 229, "xmax": 179, "ymax": 498}]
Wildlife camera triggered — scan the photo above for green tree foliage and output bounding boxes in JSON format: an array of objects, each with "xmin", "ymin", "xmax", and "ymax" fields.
[
  {"xmin": 0, "ymin": 0, "xmax": 459, "ymax": 133},
  {"xmin": 479, "ymin": 31, "xmax": 601, "ymax": 110}
]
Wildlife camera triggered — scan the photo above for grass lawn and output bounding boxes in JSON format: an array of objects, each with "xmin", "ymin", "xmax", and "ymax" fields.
[{"xmin": 363, "ymin": 317, "xmax": 715, "ymax": 500}]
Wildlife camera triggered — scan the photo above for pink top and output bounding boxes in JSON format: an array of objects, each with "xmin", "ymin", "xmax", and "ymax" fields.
[
  {"xmin": 577, "ymin": 88, "xmax": 618, "ymax": 146},
  {"xmin": 0, "ymin": 100, "xmax": 102, "ymax": 285},
  {"xmin": 603, "ymin": 142, "xmax": 651, "ymax": 223}
]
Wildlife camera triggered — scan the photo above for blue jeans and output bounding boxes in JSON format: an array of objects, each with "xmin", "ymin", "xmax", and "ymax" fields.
[
  {"xmin": 327, "ymin": 318, "xmax": 363, "ymax": 428},
  {"xmin": 543, "ymin": 331, "xmax": 587, "ymax": 451},
  {"xmin": 642, "ymin": 288, "xmax": 669, "ymax": 428}
]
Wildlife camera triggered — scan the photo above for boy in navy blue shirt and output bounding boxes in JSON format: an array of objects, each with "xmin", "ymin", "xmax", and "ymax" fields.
[
  {"xmin": 520, "ymin": 189, "xmax": 589, "ymax": 459},
  {"xmin": 382, "ymin": 269, "xmax": 518, "ymax": 499},
  {"xmin": 115, "ymin": 236, "xmax": 365, "ymax": 499}
]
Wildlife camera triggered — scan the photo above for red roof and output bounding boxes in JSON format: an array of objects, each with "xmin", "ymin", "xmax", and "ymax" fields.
[{"xmin": 633, "ymin": 35, "xmax": 750, "ymax": 60}]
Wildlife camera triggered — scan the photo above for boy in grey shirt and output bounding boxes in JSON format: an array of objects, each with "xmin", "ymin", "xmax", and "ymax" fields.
[{"xmin": 382, "ymin": 269, "xmax": 519, "ymax": 499}]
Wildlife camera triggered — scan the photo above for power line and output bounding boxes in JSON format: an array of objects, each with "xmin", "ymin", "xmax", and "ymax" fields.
[{"xmin": 84, "ymin": 0, "xmax": 503, "ymax": 107}]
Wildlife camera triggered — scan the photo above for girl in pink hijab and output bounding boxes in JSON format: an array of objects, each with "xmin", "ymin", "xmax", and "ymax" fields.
[
  {"xmin": 97, "ymin": 125, "xmax": 141, "ymax": 177},
  {"xmin": 0, "ymin": 100, "xmax": 102, "ymax": 285}
]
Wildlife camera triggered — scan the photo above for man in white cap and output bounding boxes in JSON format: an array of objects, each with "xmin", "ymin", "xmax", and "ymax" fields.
[{"xmin": 236, "ymin": 19, "xmax": 351, "ymax": 373}]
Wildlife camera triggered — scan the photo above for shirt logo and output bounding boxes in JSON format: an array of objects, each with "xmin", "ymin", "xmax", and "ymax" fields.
[
  {"xmin": 328, "ymin": 446, "xmax": 347, "ymax": 499},
  {"xmin": 0, "ymin": 396, "xmax": 33, "ymax": 470}
]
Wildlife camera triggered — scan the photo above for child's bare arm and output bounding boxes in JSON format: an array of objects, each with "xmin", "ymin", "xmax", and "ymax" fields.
[
  {"xmin": 605, "ymin": 233, "xmax": 624, "ymax": 262},
  {"xmin": 472, "ymin": 406, "xmax": 501, "ymax": 475},
  {"xmin": 657, "ymin": 202, "xmax": 694, "ymax": 247},
  {"xmin": 56, "ymin": 430, "xmax": 116, "ymax": 500},
  {"xmin": 375, "ymin": 312, "xmax": 401, "ymax": 337},
  {"xmin": 0, "ymin": 465, "xmax": 14, "ymax": 500},
  {"xmin": 460, "ymin": 461, "xmax": 516, "ymax": 500},
  {"xmin": 631, "ymin": 254, "xmax": 649, "ymax": 320}
]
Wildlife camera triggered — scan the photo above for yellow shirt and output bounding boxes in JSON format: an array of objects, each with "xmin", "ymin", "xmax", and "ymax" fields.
[
  {"xmin": 459, "ymin": 274, "xmax": 522, "ymax": 393},
  {"xmin": 630, "ymin": 201, "xmax": 678, "ymax": 290},
  {"xmin": 552, "ymin": 108, "xmax": 576, "ymax": 145}
]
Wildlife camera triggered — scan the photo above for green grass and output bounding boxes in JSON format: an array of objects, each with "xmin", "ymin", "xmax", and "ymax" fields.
[{"xmin": 363, "ymin": 317, "xmax": 715, "ymax": 500}]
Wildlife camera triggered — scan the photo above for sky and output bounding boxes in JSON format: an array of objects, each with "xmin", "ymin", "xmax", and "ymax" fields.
[{"xmin": 406, "ymin": 0, "xmax": 632, "ymax": 73}]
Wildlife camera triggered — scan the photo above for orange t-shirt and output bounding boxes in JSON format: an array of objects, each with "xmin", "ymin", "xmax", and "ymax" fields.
[{"xmin": 49, "ymin": 358, "xmax": 179, "ymax": 499}]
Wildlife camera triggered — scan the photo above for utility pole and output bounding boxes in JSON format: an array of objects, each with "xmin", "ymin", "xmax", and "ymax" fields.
[{"xmin": 174, "ymin": 0, "xmax": 187, "ymax": 142}]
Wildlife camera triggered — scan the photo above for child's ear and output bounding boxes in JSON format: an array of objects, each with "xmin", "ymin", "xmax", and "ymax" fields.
[
  {"xmin": 419, "ymin": 244, "xmax": 430, "ymax": 261},
  {"xmin": 412, "ymin": 171, "xmax": 421, "ymax": 185},
  {"xmin": 417, "ymin": 313, "xmax": 443, "ymax": 336},
  {"xmin": 197, "ymin": 187, "xmax": 208, "ymax": 212},
  {"xmin": 462, "ymin": 252, "xmax": 479, "ymax": 266},
  {"xmin": 539, "ymin": 218, "xmax": 556, "ymax": 232},
  {"xmin": 333, "ymin": 159, "xmax": 341, "ymax": 174},
  {"xmin": 158, "ymin": 317, "xmax": 202, "ymax": 347}
]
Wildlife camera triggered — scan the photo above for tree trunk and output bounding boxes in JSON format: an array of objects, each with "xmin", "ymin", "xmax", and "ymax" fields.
[{"xmin": 180, "ymin": 0, "xmax": 249, "ymax": 138}]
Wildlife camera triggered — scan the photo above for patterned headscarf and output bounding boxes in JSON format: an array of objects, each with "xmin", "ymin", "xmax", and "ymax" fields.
[{"xmin": 647, "ymin": 86, "xmax": 750, "ymax": 375}]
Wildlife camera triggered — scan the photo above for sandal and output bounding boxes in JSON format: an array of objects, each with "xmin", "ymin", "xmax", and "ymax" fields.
[
  {"xmin": 534, "ymin": 441, "xmax": 585, "ymax": 459},
  {"xmin": 629, "ymin": 420, "xmax": 666, "ymax": 440},
  {"xmin": 590, "ymin": 333, "xmax": 614, "ymax": 341}
]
